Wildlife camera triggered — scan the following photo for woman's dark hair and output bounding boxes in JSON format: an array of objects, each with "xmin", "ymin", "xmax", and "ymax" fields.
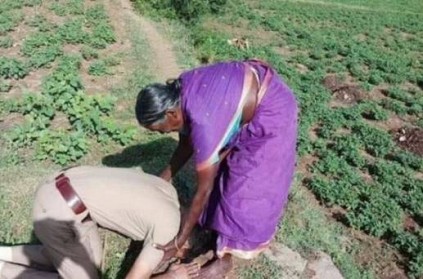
[{"xmin": 135, "ymin": 78, "xmax": 182, "ymax": 126}]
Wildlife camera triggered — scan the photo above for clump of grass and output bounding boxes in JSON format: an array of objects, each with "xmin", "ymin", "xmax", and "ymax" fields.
[
  {"xmin": 0, "ymin": 36, "xmax": 13, "ymax": 48},
  {"xmin": 0, "ymin": 79, "xmax": 11, "ymax": 92},
  {"xmin": 88, "ymin": 60, "xmax": 108, "ymax": 76},
  {"xmin": 81, "ymin": 45, "xmax": 99, "ymax": 61}
]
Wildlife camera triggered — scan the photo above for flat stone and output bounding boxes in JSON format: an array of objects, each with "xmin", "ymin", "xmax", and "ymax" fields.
[
  {"xmin": 304, "ymin": 252, "xmax": 344, "ymax": 279},
  {"xmin": 263, "ymin": 243, "xmax": 307, "ymax": 279}
]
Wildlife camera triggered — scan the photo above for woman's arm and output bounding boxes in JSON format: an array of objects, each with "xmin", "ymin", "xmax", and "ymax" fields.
[
  {"xmin": 160, "ymin": 134, "xmax": 193, "ymax": 182},
  {"xmin": 156, "ymin": 164, "xmax": 219, "ymax": 260},
  {"xmin": 177, "ymin": 164, "xmax": 218, "ymax": 244}
]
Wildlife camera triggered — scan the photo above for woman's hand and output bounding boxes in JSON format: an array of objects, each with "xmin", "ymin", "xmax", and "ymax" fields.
[
  {"xmin": 160, "ymin": 166, "xmax": 173, "ymax": 182},
  {"xmin": 154, "ymin": 236, "xmax": 186, "ymax": 261}
]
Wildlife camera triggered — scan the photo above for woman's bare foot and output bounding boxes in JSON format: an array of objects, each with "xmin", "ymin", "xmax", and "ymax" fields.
[
  {"xmin": 192, "ymin": 250, "xmax": 214, "ymax": 267},
  {"xmin": 168, "ymin": 262, "xmax": 201, "ymax": 279},
  {"xmin": 198, "ymin": 254, "xmax": 232, "ymax": 279}
]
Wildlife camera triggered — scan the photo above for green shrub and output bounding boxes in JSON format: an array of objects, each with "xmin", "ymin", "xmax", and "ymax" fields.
[
  {"xmin": 29, "ymin": 45, "xmax": 63, "ymax": 68},
  {"xmin": 135, "ymin": 0, "xmax": 227, "ymax": 22},
  {"xmin": 81, "ymin": 46, "xmax": 99, "ymax": 61},
  {"xmin": 88, "ymin": 60, "xmax": 108, "ymax": 76},
  {"xmin": 346, "ymin": 192, "xmax": 404, "ymax": 237},
  {"xmin": 0, "ymin": 79, "xmax": 11, "ymax": 92},
  {"xmin": 36, "ymin": 130, "xmax": 88, "ymax": 165},
  {"xmin": 0, "ymin": 57, "xmax": 29, "ymax": 79},
  {"xmin": 380, "ymin": 99, "xmax": 408, "ymax": 115},
  {"xmin": 85, "ymin": 5, "xmax": 109, "ymax": 27},
  {"xmin": 58, "ymin": 19, "xmax": 88, "ymax": 44},
  {"xmin": 357, "ymin": 101, "xmax": 389, "ymax": 121},
  {"xmin": 0, "ymin": 36, "xmax": 13, "ymax": 48},
  {"xmin": 89, "ymin": 22, "xmax": 116, "ymax": 49},
  {"xmin": 352, "ymin": 124, "xmax": 394, "ymax": 157}
]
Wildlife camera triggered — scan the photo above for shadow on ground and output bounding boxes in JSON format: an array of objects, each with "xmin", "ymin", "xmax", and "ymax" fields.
[
  {"xmin": 102, "ymin": 136, "xmax": 195, "ymax": 206},
  {"xmin": 102, "ymin": 137, "xmax": 177, "ymax": 174}
]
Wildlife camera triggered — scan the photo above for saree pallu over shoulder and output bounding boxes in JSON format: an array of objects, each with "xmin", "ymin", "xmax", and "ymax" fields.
[{"xmin": 180, "ymin": 61, "xmax": 257, "ymax": 171}]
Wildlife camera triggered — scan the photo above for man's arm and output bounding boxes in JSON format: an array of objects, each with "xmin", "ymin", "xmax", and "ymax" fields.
[
  {"xmin": 160, "ymin": 134, "xmax": 193, "ymax": 182},
  {"xmin": 125, "ymin": 254, "xmax": 153, "ymax": 279}
]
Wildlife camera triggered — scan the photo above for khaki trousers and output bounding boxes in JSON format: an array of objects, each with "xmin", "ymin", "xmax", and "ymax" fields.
[{"xmin": 1, "ymin": 180, "xmax": 102, "ymax": 279}]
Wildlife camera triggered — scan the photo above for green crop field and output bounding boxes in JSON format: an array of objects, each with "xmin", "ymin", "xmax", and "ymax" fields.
[
  {"xmin": 136, "ymin": 0, "xmax": 423, "ymax": 277},
  {"xmin": 1, "ymin": 0, "xmax": 422, "ymax": 278}
]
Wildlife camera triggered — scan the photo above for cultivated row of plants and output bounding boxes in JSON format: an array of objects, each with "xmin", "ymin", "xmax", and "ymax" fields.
[{"xmin": 0, "ymin": 0, "xmax": 136, "ymax": 165}]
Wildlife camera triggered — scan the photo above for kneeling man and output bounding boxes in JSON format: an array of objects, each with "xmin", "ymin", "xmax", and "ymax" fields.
[{"xmin": 0, "ymin": 166, "xmax": 195, "ymax": 279}]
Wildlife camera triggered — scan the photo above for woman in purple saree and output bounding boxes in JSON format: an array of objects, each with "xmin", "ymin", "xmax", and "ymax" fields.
[{"xmin": 135, "ymin": 60, "xmax": 298, "ymax": 277}]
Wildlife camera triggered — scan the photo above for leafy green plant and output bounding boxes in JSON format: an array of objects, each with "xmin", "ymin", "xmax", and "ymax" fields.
[
  {"xmin": 352, "ymin": 124, "xmax": 394, "ymax": 157},
  {"xmin": 88, "ymin": 22, "xmax": 116, "ymax": 49},
  {"xmin": 35, "ymin": 130, "xmax": 88, "ymax": 165},
  {"xmin": 357, "ymin": 101, "xmax": 389, "ymax": 121},
  {"xmin": 58, "ymin": 19, "xmax": 88, "ymax": 44},
  {"xmin": 0, "ymin": 79, "xmax": 11, "ymax": 92},
  {"xmin": 0, "ymin": 11, "xmax": 23, "ymax": 34},
  {"xmin": 26, "ymin": 15, "xmax": 56, "ymax": 32},
  {"xmin": 330, "ymin": 134, "xmax": 366, "ymax": 167},
  {"xmin": 85, "ymin": 4, "xmax": 109, "ymax": 27},
  {"xmin": 346, "ymin": 192, "xmax": 404, "ymax": 237},
  {"xmin": 380, "ymin": 98, "xmax": 408, "ymax": 115},
  {"xmin": 0, "ymin": 36, "xmax": 13, "ymax": 48},
  {"xmin": 6, "ymin": 121, "xmax": 46, "ymax": 148},
  {"xmin": 49, "ymin": 0, "xmax": 84, "ymax": 16},
  {"xmin": 134, "ymin": 0, "xmax": 227, "ymax": 22},
  {"xmin": 103, "ymin": 55, "xmax": 121, "ymax": 67},
  {"xmin": 19, "ymin": 93, "xmax": 56, "ymax": 123},
  {"xmin": 21, "ymin": 32, "xmax": 63, "ymax": 67},
  {"xmin": 0, "ymin": 57, "xmax": 29, "ymax": 79},
  {"xmin": 391, "ymin": 232, "xmax": 423, "ymax": 278},
  {"xmin": 29, "ymin": 45, "xmax": 63, "ymax": 68},
  {"xmin": 88, "ymin": 60, "xmax": 108, "ymax": 76},
  {"xmin": 81, "ymin": 46, "xmax": 99, "ymax": 61},
  {"xmin": 21, "ymin": 32, "xmax": 61, "ymax": 55}
]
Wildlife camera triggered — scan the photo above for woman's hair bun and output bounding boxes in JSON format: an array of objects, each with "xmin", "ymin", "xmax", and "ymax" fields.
[{"xmin": 166, "ymin": 78, "xmax": 182, "ymax": 94}]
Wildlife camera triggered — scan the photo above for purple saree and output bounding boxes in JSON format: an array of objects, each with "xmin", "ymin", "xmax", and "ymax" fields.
[{"xmin": 180, "ymin": 60, "xmax": 298, "ymax": 259}]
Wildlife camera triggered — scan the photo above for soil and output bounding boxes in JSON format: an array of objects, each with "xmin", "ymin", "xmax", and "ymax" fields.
[
  {"xmin": 323, "ymin": 74, "xmax": 363, "ymax": 105},
  {"xmin": 296, "ymin": 154, "xmax": 319, "ymax": 179},
  {"xmin": 0, "ymin": 112, "xmax": 25, "ymax": 131},
  {"xmin": 392, "ymin": 127, "xmax": 423, "ymax": 156},
  {"xmin": 403, "ymin": 215, "xmax": 420, "ymax": 233}
]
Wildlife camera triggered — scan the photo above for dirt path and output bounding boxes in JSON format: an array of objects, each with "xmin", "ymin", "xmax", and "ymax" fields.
[{"xmin": 112, "ymin": 0, "xmax": 182, "ymax": 82}]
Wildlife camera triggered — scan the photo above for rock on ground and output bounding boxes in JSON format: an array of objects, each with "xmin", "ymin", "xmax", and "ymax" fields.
[
  {"xmin": 263, "ymin": 243, "xmax": 307, "ymax": 279},
  {"xmin": 263, "ymin": 244, "xmax": 344, "ymax": 279},
  {"xmin": 303, "ymin": 251, "xmax": 344, "ymax": 279}
]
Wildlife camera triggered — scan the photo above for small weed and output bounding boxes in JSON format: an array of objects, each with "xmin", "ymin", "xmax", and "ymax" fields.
[
  {"xmin": 88, "ymin": 60, "xmax": 108, "ymax": 76},
  {"xmin": 0, "ymin": 79, "xmax": 12, "ymax": 92},
  {"xmin": 81, "ymin": 46, "xmax": 99, "ymax": 61},
  {"xmin": 0, "ymin": 36, "xmax": 13, "ymax": 48}
]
